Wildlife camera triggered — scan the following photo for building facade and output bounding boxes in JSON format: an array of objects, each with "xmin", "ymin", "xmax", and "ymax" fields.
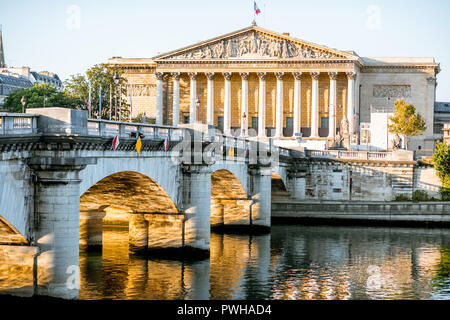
[{"xmin": 109, "ymin": 25, "xmax": 441, "ymax": 151}]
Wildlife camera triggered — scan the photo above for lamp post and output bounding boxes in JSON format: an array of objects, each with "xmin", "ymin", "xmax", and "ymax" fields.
[
  {"xmin": 21, "ymin": 96, "xmax": 26, "ymax": 113},
  {"xmin": 113, "ymin": 71, "xmax": 120, "ymax": 121},
  {"xmin": 196, "ymin": 98, "xmax": 201, "ymax": 124}
]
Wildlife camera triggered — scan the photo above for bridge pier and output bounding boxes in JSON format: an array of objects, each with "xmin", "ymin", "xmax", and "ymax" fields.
[
  {"xmin": 182, "ymin": 165, "xmax": 211, "ymax": 257},
  {"xmin": 28, "ymin": 157, "xmax": 94, "ymax": 300},
  {"xmin": 79, "ymin": 209, "xmax": 106, "ymax": 250},
  {"xmin": 249, "ymin": 166, "xmax": 272, "ymax": 232},
  {"xmin": 288, "ymin": 170, "xmax": 307, "ymax": 201}
]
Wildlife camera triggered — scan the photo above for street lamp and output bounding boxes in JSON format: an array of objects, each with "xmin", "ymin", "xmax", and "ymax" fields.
[
  {"xmin": 113, "ymin": 71, "xmax": 120, "ymax": 121},
  {"xmin": 196, "ymin": 98, "xmax": 201, "ymax": 123},
  {"xmin": 21, "ymin": 96, "xmax": 26, "ymax": 113}
]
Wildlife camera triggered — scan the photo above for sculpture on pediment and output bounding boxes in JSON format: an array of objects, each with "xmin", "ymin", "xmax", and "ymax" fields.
[{"xmin": 165, "ymin": 31, "xmax": 341, "ymax": 60}]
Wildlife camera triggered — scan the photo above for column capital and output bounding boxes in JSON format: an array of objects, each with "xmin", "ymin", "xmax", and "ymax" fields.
[
  {"xmin": 223, "ymin": 72, "xmax": 232, "ymax": 81},
  {"xmin": 310, "ymin": 72, "xmax": 320, "ymax": 80},
  {"xmin": 293, "ymin": 72, "xmax": 302, "ymax": 80},
  {"xmin": 240, "ymin": 72, "xmax": 250, "ymax": 81},
  {"xmin": 257, "ymin": 72, "xmax": 266, "ymax": 80},
  {"xmin": 171, "ymin": 72, "xmax": 181, "ymax": 80},
  {"xmin": 275, "ymin": 72, "xmax": 285, "ymax": 80},
  {"xmin": 155, "ymin": 72, "xmax": 165, "ymax": 81},
  {"xmin": 205, "ymin": 72, "xmax": 215, "ymax": 80},
  {"xmin": 346, "ymin": 72, "xmax": 357, "ymax": 80},
  {"xmin": 188, "ymin": 72, "xmax": 198, "ymax": 80},
  {"xmin": 328, "ymin": 72, "xmax": 338, "ymax": 80}
]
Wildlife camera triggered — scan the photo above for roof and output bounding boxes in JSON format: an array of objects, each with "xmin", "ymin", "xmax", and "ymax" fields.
[
  {"xmin": 0, "ymin": 74, "xmax": 33, "ymax": 87},
  {"xmin": 435, "ymin": 102, "xmax": 450, "ymax": 113},
  {"xmin": 30, "ymin": 71, "xmax": 62, "ymax": 85}
]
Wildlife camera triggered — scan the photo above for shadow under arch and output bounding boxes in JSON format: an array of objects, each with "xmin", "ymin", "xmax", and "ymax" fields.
[
  {"xmin": 271, "ymin": 172, "xmax": 291, "ymax": 202},
  {"xmin": 210, "ymin": 169, "xmax": 253, "ymax": 233},
  {"xmin": 0, "ymin": 215, "xmax": 28, "ymax": 245},
  {"xmin": 79, "ymin": 171, "xmax": 181, "ymax": 253}
]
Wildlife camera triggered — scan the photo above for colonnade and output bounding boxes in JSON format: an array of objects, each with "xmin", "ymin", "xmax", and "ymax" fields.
[{"xmin": 155, "ymin": 71, "xmax": 357, "ymax": 139}]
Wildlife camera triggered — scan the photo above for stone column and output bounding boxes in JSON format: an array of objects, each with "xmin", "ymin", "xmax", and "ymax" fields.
[
  {"xmin": 328, "ymin": 72, "xmax": 338, "ymax": 139},
  {"xmin": 310, "ymin": 72, "xmax": 320, "ymax": 138},
  {"xmin": 257, "ymin": 72, "xmax": 267, "ymax": 138},
  {"xmin": 240, "ymin": 72, "xmax": 249, "ymax": 136},
  {"xmin": 28, "ymin": 157, "xmax": 94, "ymax": 300},
  {"xmin": 155, "ymin": 72, "xmax": 164, "ymax": 125},
  {"xmin": 183, "ymin": 165, "xmax": 211, "ymax": 255},
  {"xmin": 249, "ymin": 167, "xmax": 272, "ymax": 230},
  {"xmin": 346, "ymin": 72, "xmax": 357, "ymax": 136},
  {"xmin": 205, "ymin": 72, "xmax": 215, "ymax": 126},
  {"xmin": 275, "ymin": 72, "xmax": 285, "ymax": 138},
  {"xmin": 293, "ymin": 72, "xmax": 302, "ymax": 137},
  {"xmin": 79, "ymin": 209, "xmax": 106, "ymax": 250},
  {"xmin": 171, "ymin": 72, "xmax": 181, "ymax": 126},
  {"xmin": 223, "ymin": 72, "xmax": 232, "ymax": 136},
  {"xmin": 188, "ymin": 72, "xmax": 198, "ymax": 124}
]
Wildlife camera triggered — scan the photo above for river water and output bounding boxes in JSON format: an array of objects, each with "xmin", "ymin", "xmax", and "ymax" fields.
[{"xmin": 79, "ymin": 224, "xmax": 450, "ymax": 300}]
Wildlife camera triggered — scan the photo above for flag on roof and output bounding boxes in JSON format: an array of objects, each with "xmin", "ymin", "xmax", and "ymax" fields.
[{"xmin": 254, "ymin": 1, "xmax": 261, "ymax": 15}]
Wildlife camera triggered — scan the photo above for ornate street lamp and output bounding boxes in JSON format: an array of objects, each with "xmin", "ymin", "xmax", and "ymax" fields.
[{"xmin": 21, "ymin": 96, "xmax": 26, "ymax": 113}]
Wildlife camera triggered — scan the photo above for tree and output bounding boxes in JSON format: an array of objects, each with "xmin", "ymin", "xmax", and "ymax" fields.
[
  {"xmin": 433, "ymin": 142, "xmax": 450, "ymax": 199},
  {"xmin": 64, "ymin": 63, "xmax": 130, "ymax": 120},
  {"xmin": 3, "ymin": 83, "xmax": 83, "ymax": 113},
  {"xmin": 388, "ymin": 99, "xmax": 426, "ymax": 150}
]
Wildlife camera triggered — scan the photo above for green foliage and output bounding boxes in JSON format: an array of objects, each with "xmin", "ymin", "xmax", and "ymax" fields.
[
  {"xmin": 132, "ymin": 113, "xmax": 156, "ymax": 124},
  {"xmin": 412, "ymin": 190, "xmax": 430, "ymax": 202},
  {"xmin": 64, "ymin": 63, "xmax": 129, "ymax": 120},
  {"xmin": 432, "ymin": 142, "xmax": 450, "ymax": 200},
  {"xmin": 3, "ymin": 83, "xmax": 83, "ymax": 113},
  {"xmin": 388, "ymin": 99, "xmax": 427, "ymax": 150},
  {"xmin": 394, "ymin": 194, "xmax": 410, "ymax": 202}
]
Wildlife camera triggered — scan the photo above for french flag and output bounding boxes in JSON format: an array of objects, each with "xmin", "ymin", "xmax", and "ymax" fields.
[{"xmin": 254, "ymin": 1, "xmax": 261, "ymax": 15}]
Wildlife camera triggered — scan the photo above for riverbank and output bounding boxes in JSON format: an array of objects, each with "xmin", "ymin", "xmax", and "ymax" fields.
[{"xmin": 272, "ymin": 201, "xmax": 450, "ymax": 228}]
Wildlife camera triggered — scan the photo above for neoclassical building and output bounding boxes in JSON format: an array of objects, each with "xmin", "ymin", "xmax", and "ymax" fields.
[{"xmin": 108, "ymin": 25, "xmax": 441, "ymax": 151}]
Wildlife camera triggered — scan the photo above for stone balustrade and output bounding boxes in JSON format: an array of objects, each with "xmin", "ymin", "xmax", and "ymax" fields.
[
  {"xmin": 306, "ymin": 149, "xmax": 414, "ymax": 161},
  {"xmin": 0, "ymin": 113, "xmax": 38, "ymax": 135}
]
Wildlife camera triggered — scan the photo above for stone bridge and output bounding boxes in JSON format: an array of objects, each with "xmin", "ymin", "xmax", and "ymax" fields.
[
  {"xmin": 0, "ymin": 108, "xmax": 303, "ymax": 299},
  {"xmin": 0, "ymin": 108, "xmax": 442, "ymax": 299}
]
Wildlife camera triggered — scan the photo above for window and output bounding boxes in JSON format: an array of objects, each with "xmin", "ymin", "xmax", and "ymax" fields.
[
  {"xmin": 217, "ymin": 116, "xmax": 224, "ymax": 129},
  {"xmin": 286, "ymin": 117, "xmax": 293, "ymax": 129},
  {"xmin": 252, "ymin": 117, "xmax": 258, "ymax": 128},
  {"xmin": 321, "ymin": 117, "xmax": 329, "ymax": 129},
  {"xmin": 183, "ymin": 115, "xmax": 190, "ymax": 124}
]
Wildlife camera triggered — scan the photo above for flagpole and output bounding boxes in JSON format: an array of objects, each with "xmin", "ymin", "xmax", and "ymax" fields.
[
  {"xmin": 99, "ymin": 85, "xmax": 102, "ymax": 120},
  {"xmin": 129, "ymin": 84, "xmax": 133, "ymax": 122},
  {"xmin": 109, "ymin": 84, "xmax": 112, "ymax": 121},
  {"xmin": 88, "ymin": 83, "xmax": 91, "ymax": 119},
  {"xmin": 119, "ymin": 84, "xmax": 122, "ymax": 122}
]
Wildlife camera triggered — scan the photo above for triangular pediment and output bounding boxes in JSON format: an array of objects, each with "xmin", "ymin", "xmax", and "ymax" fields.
[{"xmin": 154, "ymin": 26, "xmax": 357, "ymax": 61}]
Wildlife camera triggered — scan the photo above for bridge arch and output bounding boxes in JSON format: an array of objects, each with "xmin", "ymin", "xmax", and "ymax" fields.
[
  {"xmin": 210, "ymin": 169, "xmax": 252, "ymax": 230},
  {"xmin": 80, "ymin": 170, "xmax": 183, "ymax": 253},
  {"xmin": 0, "ymin": 215, "xmax": 28, "ymax": 245}
]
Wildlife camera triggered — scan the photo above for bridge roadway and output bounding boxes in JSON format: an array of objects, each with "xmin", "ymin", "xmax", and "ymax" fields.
[{"xmin": 0, "ymin": 108, "xmax": 307, "ymax": 299}]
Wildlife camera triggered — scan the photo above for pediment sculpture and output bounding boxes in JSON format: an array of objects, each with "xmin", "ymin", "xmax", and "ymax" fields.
[{"xmin": 163, "ymin": 31, "xmax": 342, "ymax": 60}]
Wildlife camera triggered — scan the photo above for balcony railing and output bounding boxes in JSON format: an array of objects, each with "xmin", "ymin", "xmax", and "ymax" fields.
[{"xmin": 305, "ymin": 149, "xmax": 410, "ymax": 161}]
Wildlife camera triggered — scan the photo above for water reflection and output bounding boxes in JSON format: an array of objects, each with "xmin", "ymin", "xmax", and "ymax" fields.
[{"xmin": 78, "ymin": 225, "xmax": 450, "ymax": 300}]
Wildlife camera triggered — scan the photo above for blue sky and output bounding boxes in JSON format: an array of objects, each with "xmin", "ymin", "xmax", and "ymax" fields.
[{"xmin": 1, "ymin": 0, "xmax": 449, "ymax": 101}]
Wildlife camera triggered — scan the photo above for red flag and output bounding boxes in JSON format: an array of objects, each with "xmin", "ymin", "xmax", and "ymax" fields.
[
  {"xmin": 112, "ymin": 135, "xmax": 120, "ymax": 151},
  {"xmin": 164, "ymin": 136, "xmax": 169, "ymax": 151}
]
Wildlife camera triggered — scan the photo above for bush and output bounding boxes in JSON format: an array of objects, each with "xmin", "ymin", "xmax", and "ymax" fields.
[
  {"xmin": 412, "ymin": 190, "xmax": 430, "ymax": 202},
  {"xmin": 395, "ymin": 194, "xmax": 410, "ymax": 202}
]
